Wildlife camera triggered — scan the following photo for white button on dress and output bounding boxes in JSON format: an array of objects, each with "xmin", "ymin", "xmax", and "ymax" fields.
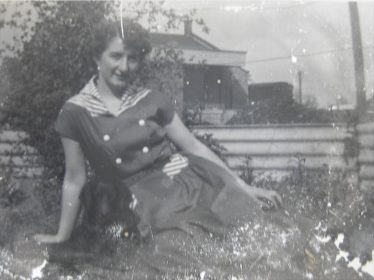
[
  {"xmin": 139, "ymin": 119, "xmax": 145, "ymax": 126},
  {"xmin": 142, "ymin": 146, "xmax": 149, "ymax": 153},
  {"xmin": 103, "ymin": 134, "xmax": 110, "ymax": 141},
  {"xmin": 115, "ymin": 158, "xmax": 122, "ymax": 164}
]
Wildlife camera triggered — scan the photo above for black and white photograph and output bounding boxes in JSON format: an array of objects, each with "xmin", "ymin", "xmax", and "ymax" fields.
[{"xmin": 0, "ymin": 0, "xmax": 374, "ymax": 279}]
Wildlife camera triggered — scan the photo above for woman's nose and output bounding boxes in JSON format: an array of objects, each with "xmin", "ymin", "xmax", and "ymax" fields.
[{"xmin": 118, "ymin": 57, "xmax": 128, "ymax": 72}]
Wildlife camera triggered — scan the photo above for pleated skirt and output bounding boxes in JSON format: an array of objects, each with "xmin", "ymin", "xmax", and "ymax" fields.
[{"xmin": 122, "ymin": 154, "xmax": 304, "ymax": 279}]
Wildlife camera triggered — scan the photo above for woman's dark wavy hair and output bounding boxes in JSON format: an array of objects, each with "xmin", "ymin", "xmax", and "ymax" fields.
[{"xmin": 90, "ymin": 18, "xmax": 152, "ymax": 60}]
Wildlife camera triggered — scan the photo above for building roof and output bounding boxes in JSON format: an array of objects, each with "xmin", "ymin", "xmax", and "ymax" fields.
[
  {"xmin": 149, "ymin": 26, "xmax": 246, "ymax": 67},
  {"xmin": 248, "ymin": 81, "xmax": 293, "ymax": 89},
  {"xmin": 149, "ymin": 33, "xmax": 219, "ymax": 51}
]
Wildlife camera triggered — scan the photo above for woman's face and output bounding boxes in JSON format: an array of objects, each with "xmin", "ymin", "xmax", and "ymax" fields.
[{"xmin": 95, "ymin": 36, "xmax": 140, "ymax": 93}]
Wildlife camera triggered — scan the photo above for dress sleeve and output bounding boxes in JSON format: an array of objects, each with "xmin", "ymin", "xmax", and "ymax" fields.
[
  {"xmin": 55, "ymin": 102, "xmax": 81, "ymax": 142},
  {"xmin": 155, "ymin": 90, "xmax": 176, "ymax": 126}
]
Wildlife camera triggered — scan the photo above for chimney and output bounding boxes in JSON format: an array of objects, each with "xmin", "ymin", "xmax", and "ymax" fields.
[{"xmin": 184, "ymin": 20, "xmax": 193, "ymax": 36}]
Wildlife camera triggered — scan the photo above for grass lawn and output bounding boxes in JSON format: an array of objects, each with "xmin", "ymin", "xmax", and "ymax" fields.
[{"xmin": 0, "ymin": 167, "xmax": 373, "ymax": 280}]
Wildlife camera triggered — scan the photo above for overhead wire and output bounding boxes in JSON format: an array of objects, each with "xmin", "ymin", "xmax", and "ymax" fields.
[
  {"xmin": 197, "ymin": 1, "xmax": 320, "ymax": 11},
  {"xmin": 120, "ymin": 0, "xmax": 125, "ymax": 38},
  {"xmin": 171, "ymin": 44, "xmax": 374, "ymax": 67},
  {"xmin": 124, "ymin": 1, "xmax": 320, "ymax": 13},
  {"xmin": 246, "ymin": 45, "xmax": 374, "ymax": 64}
]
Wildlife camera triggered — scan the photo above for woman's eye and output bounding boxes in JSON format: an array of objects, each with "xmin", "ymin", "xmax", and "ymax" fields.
[
  {"xmin": 128, "ymin": 55, "xmax": 139, "ymax": 62},
  {"xmin": 110, "ymin": 53, "xmax": 123, "ymax": 59}
]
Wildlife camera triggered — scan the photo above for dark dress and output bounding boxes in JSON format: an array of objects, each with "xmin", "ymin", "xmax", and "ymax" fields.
[{"xmin": 55, "ymin": 78, "xmax": 304, "ymax": 279}]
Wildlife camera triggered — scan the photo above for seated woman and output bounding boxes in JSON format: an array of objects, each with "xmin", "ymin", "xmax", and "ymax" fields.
[{"xmin": 35, "ymin": 18, "xmax": 296, "ymax": 278}]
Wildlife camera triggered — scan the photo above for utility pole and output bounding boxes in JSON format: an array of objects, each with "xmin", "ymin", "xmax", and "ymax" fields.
[
  {"xmin": 297, "ymin": 70, "xmax": 303, "ymax": 104},
  {"xmin": 349, "ymin": 2, "xmax": 366, "ymax": 120}
]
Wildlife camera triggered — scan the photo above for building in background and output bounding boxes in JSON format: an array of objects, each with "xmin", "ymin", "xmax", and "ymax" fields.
[
  {"xmin": 150, "ymin": 21, "xmax": 248, "ymax": 124},
  {"xmin": 248, "ymin": 82, "xmax": 293, "ymax": 104}
]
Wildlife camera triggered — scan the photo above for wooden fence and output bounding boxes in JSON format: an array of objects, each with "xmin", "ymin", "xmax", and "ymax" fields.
[
  {"xmin": 357, "ymin": 122, "xmax": 374, "ymax": 193},
  {"xmin": 0, "ymin": 123, "xmax": 358, "ymax": 179},
  {"xmin": 0, "ymin": 131, "xmax": 42, "ymax": 178},
  {"xmin": 193, "ymin": 123, "xmax": 357, "ymax": 178}
]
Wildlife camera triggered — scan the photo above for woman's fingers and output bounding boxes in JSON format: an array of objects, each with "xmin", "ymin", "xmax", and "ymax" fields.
[
  {"xmin": 34, "ymin": 234, "xmax": 49, "ymax": 244},
  {"xmin": 256, "ymin": 190, "xmax": 283, "ymax": 210},
  {"xmin": 34, "ymin": 234, "xmax": 62, "ymax": 244},
  {"xmin": 270, "ymin": 191, "xmax": 283, "ymax": 209}
]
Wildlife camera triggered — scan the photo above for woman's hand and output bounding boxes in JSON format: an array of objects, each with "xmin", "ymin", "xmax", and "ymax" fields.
[
  {"xmin": 249, "ymin": 187, "xmax": 283, "ymax": 210},
  {"xmin": 34, "ymin": 233, "xmax": 67, "ymax": 244},
  {"xmin": 164, "ymin": 114, "xmax": 283, "ymax": 210},
  {"xmin": 33, "ymin": 139, "xmax": 86, "ymax": 246},
  {"xmin": 237, "ymin": 179, "xmax": 282, "ymax": 210}
]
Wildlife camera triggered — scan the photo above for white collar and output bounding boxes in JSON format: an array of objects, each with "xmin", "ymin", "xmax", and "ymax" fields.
[{"xmin": 68, "ymin": 76, "xmax": 151, "ymax": 117}]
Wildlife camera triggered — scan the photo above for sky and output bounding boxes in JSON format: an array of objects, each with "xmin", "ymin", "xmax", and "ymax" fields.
[
  {"xmin": 160, "ymin": 0, "xmax": 374, "ymax": 108},
  {"xmin": 1, "ymin": 0, "xmax": 373, "ymax": 108}
]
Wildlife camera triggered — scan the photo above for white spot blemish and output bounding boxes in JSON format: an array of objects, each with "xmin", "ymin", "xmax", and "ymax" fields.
[
  {"xmin": 348, "ymin": 257, "xmax": 362, "ymax": 271},
  {"xmin": 106, "ymin": 224, "xmax": 125, "ymax": 239},
  {"xmin": 279, "ymin": 231, "xmax": 290, "ymax": 245},
  {"xmin": 129, "ymin": 194, "xmax": 138, "ymax": 210},
  {"xmin": 31, "ymin": 259, "xmax": 47, "ymax": 279},
  {"xmin": 314, "ymin": 222, "xmax": 321, "ymax": 231},
  {"xmin": 221, "ymin": 5, "xmax": 242, "ymax": 12},
  {"xmin": 314, "ymin": 234, "xmax": 331, "ymax": 243},
  {"xmin": 139, "ymin": 119, "xmax": 145, "ymax": 126},
  {"xmin": 103, "ymin": 134, "xmax": 110, "ymax": 141},
  {"xmin": 115, "ymin": 158, "xmax": 122, "ymax": 164},
  {"xmin": 334, "ymin": 233, "xmax": 344, "ymax": 248},
  {"xmin": 335, "ymin": 250, "xmax": 349, "ymax": 263},
  {"xmin": 142, "ymin": 146, "xmax": 149, "ymax": 153},
  {"xmin": 362, "ymin": 251, "xmax": 374, "ymax": 278}
]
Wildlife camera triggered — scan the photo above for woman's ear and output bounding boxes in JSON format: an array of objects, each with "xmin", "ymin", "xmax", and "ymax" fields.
[
  {"xmin": 93, "ymin": 56, "xmax": 100, "ymax": 69},
  {"xmin": 94, "ymin": 62, "xmax": 100, "ymax": 72},
  {"xmin": 79, "ymin": 183, "xmax": 93, "ymax": 212}
]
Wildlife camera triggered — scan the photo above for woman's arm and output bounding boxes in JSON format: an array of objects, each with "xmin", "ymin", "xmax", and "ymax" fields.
[
  {"xmin": 165, "ymin": 113, "xmax": 282, "ymax": 209},
  {"xmin": 34, "ymin": 138, "xmax": 87, "ymax": 243}
]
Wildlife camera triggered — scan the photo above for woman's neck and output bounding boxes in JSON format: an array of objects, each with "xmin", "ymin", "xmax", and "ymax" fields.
[
  {"xmin": 95, "ymin": 77, "xmax": 123, "ymax": 114},
  {"xmin": 96, "ymin": 77, "xmax": 123, "ymax": 99}
]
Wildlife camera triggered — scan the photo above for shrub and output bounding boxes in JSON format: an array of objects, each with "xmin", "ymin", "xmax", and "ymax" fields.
[
  {"xmin": 227, "ymin": 96, "xmax": 357, "ymax": 125},
  {"xmin": 0, "ymin": 1, "xmax": 208, "ymax": 179},
  {"xmin": 1, "ymin": 2, "xmax": 111, "ymax": 179},
  {"xmin": 0, "ymin": 163, "xmax": 25, "ymax": 208},
  {"xmin": 193, "ymin": 132, "xmax": 227, "ymax": 162},
  {"xmin": 240, "ymin": 156, "xmax": 362, "ymax": 226}
]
